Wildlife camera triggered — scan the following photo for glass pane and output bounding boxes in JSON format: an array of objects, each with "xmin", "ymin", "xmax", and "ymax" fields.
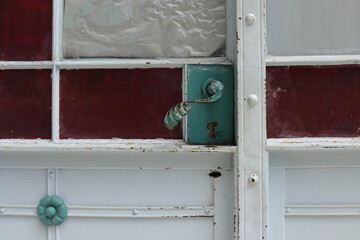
[
  {"xmin": 0, "ymin": 1, "xmax": 52, "ymax": 61},
  {"xmin": 60, "ymin": 68, "xmax": 183, "ymax": 139},
  {"xmin": 0, "ymin": 70, "xmax": 52, "ymax": 139},
  {"xmin": 266, "ymin": 65, "xmax": 360, "ymax": 138},
  {"xmin": 267, "ymin": 0, "xmax": 360, "ymax": 56},
  {"xmin": 63, "ymin": 0, "xmax": 226, "ymax": 58}
]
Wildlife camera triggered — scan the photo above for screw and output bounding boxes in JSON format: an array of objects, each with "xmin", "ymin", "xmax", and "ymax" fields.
[
  {"xmin": 249, "ymin": 174, "xmax": 259, "ymax": 185},
  {"xmin": 49, "ymin": 172, "xmax": 55, "ymax": 179},
  {"xmin": 247, "ymin": 94, "xmax": 258, "ymax": 106},
  {"xmin": 132, "ymin": 209, "xmax": 139, "ymax": 216},
  {"xmin": 205, "ymin": 208, "xmax": 211, "ymax": 215},
  {"xmin": 245, "ymin": 14, "xmax": 256, "ymax": 25}
]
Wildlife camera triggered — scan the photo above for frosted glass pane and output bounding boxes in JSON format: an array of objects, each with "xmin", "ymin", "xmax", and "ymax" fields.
[
  {"xmin": 267, "ymin": 0, "xmax": 360, "ymax": 56},
  {"xmin": 63, "ymin": 0, "xmax": 226, "ymax": 58}
]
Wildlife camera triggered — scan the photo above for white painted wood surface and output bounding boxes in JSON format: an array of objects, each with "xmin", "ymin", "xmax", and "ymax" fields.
[
  {"xmin": 0, "ymin": 151, "xmax": 234, "ymax": 240},
  {"xmin": 268, "ymin": 137, "xmax": 360, "ymax": 151},
  {"xmin": 0, "ymin": 0, "xmax": 269, "ymax": 239},
  {"xmin": 234, "ymin": 0, "xmax": 268, "ymax": 239},
  {"xmin": 269, "ymin": 150, "xmax": 360, "ymax": 240},
  {"xmin": 266, "ymin": 55, "xmax": 360, "ymax": 66}
]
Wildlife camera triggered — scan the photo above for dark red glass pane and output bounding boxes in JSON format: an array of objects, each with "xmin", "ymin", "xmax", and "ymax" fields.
[
  {"xmin": 60, "ymin": 69, "xmax": 183, "ymax": 139},
  {"xmin": 0, "ymin": 0, "xmax": 52, "ymax": 61},
  {"xmin": 267, "ymin": 65, "xmax": 360, "ymax": 138},
  {"xmin": 0, "ymin": 70, "xmax": 52, "ymax": 139}
]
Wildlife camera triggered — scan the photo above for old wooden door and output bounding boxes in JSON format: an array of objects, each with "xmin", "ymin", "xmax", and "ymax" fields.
[
  {"xmin": 0, "ymin": 0, "xmax": 266, "ymax": 239},
  {"xmin": 266, "ymin": 0, "xmax": 360, "ymax": 239}
]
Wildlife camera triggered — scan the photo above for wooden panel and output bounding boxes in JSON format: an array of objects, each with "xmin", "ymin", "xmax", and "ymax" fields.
[
  {"xmin": 60, "ymin": 218, "xmax": 213, "ymax": 240},
  {"xmin": 58, "ymin": 169, "xmax": 212, "ymax": 206},
  {"xmin": 267, "ymin": 65, "xmax": 360, "ymax": 138},
  {"xmin": 0, "ymin": 70, "xmax": 52, "ymax": 139},
  {"xmin": 0, "ymin": 217, "xmax": 47, "ymax": 240},
  {"xmin": 286, "ymin": 217, "xmax": 360, "ymax": 240},
  {"xmin": 60, "ymin": 69, "xmax": 182, "ymax": 139},
  {"xmin": 285, "ymin": 168, "xmax": 360, "ymax": 205},
  {"xmin": 0, "ymin": 0, "xmax": 52, "ymax": 60},
  {"xmin": 0, "ymin": 169, "xmax": 47, "ymax": 205},
  {"xmin": 269, "ymin": 151, "xmax": 360, "ymax": 240}
]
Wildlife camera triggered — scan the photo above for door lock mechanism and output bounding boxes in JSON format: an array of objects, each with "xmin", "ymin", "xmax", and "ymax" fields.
[{"xmin": 164, "ymin": 79, "xmax": 224, "ymax": 130}]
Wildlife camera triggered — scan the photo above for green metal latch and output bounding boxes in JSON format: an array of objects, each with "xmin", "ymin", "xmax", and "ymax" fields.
[
  {"xmin": 164, "ymin": 78, "xmax": 224, "ymax": 130},
  {"xmin": 165, "ymin": 65, "xmax": 234, "ymax": 145}
]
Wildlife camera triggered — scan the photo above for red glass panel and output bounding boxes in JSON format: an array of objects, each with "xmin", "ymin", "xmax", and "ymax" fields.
[
  {"xmin": 60, "ymin": 69, "xmax": 183, "ymax": 139},
  {"xmin": 267, "ymin": 65, "xmax": 360, "ymax": 138},
  {"xmin": 0, "ymin": 70, "xmax": 52, "ymax": 139},
  {"xmin": 0, "ymin": 0, "xmax": 52, "ymax": 61}
]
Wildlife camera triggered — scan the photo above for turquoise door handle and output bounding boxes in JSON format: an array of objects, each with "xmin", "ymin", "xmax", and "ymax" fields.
[
  {"xmin": 164, "ymin": 79, "xmax": 224, "ymax": 130},
  {"xmin": 37, "ymin": 196, "xmax": 68, "ymax": 226}
]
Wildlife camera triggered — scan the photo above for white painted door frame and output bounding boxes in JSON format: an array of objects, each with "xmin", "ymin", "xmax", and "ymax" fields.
[
  {"xmin": 0, "ymin": 0, "xmax": 268, "ymax": 239},
  {"xmin": 234, "ymin": 0, "xmax": 267, "ymax": 239}
]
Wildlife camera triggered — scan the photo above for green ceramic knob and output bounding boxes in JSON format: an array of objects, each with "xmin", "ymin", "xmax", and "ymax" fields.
[{"xmin": 37, "ymin": 196, "xmax": 68, "ymax": 226}]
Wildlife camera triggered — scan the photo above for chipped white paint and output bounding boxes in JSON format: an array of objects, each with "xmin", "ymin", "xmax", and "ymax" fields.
[
  {"xmin": 0, "ymin": 139, "xmax": 236, "ymax": 153},
  {"xmin": 56, "ymin": 58, "xmax": 232, "ymax": 69},
  {"xmin": 268, "ymin": 137, "xmax": 360, "ymax": 150}
]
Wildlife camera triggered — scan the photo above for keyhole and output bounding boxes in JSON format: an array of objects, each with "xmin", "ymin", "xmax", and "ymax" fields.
[{"xmin": 207, "ymin": 122, "xmax": 218, "ymax": 139}]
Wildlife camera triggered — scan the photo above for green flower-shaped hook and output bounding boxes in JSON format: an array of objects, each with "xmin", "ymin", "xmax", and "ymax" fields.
[{"xmin": 37, "ymin": 196, "xmax": 68, "ymax": 226}]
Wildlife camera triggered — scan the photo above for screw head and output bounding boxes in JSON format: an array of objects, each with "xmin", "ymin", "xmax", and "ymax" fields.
[
  {"xmin": 48, "ymin": 172, "xmax": 55, "ymax": 179},
  {"xmin": 247, "ymin": 94, "xmax": 258, "ymax": 106},
  {"xmin": 249, "ymin": 174, "xmax": 259, "ymax": 185},
  {"xmin": 245, "ymin": 14, "xmax": 256, "ymax": 25},
  {"xmin": 205, "ymin": 208, "xmax": 211, "ymax": 215},
  {"xmin": 132, "ymin": 209, "xmax": 139, "ymax": 216}
]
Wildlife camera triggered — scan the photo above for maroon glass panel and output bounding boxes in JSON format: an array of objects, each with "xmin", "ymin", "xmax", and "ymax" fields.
[
  {"xmin": 267, "ymin": 65, "xmax": 360, "ymax": 138},
  {"xmin": 0, "ymin": 70, "xmax": 52, "ymax": 139},
  {"xmin": 60, "ymin": 69, "xmax": 183, "ymax": 139},
  {"xmin": 0, "ymin": 0, "xmax": 52, "ymax": 61}
]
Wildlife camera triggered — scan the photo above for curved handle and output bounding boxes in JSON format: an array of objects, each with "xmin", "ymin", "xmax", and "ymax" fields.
[
  {"xmin": 164, "ymin": 79, "xmax": 224, "ymax": 130},
  {"xmin": 37, "ymin": 195, "xmax": 68, "ymax": 226}
]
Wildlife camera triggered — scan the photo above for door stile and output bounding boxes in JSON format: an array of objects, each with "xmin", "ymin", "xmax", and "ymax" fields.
[{"xmin": 234, "ymin": 0, "xmax": 268, "ymax": 239}]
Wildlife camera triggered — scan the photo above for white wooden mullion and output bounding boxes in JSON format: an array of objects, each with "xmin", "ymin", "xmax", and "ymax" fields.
[
  {"xmin": 267, "ymin": 137, "xmax": 360, "ymax": 150},
  {"xmin": 266, "ymin": 55, "xmax": 360, "ymax": 66},
  {"xmin": 0, "ymin": 139, "xmax": 236, "ymax": 153},
  {"xmin": 55, "ymin": 57, "xmax": 231, "ymax": 69},
  {"xmin": 47, "ymin": 169, "xmax": 57, "ymax": 240},
  {"xmin": 0, "ymin": 61, "xmax": 53, "ymax": 69},
  {"xmin": 51, "ymin": 0, "xmax": 64, "ymax": 142},
  {"xmin": 235, "ymin": 0, "xmax": 267, "ymax": 239}
]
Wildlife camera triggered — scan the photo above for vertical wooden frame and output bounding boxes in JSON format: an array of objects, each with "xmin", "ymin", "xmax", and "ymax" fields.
[{"xmin": 234, "ymin": 0, "xmax": 268, "ymax": 239}]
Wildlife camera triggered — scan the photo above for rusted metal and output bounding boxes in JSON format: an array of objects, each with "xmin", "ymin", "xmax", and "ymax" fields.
[
  {"xmin": 164, "ymin": 79, "xmax": 224, "ymax": 130},
  {"xmin": 207, "ymin": 122, "xmax": 218, "ymax": 139}
]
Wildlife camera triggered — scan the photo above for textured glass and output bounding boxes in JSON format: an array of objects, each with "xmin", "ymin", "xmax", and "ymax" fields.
[
  {"xmin": 267, "ymin": 0, "xmax": 360, "ymax": 56},
  {"xmin": 267, "ymin": 65, "xmax": 360, "ymax": 138},
  {"xmin": 63, "ymin": 0, "xmax": 226, "ymax": 58},
  {"xmin": 0, "ymin": 1, "xmax": 52, "ymax": 60},
  {"xmin": 0, "ymin": 70, "xmax": 52, "ymax": 139},
  {"xmin": 60, "ymin": 69, "xmax": 183, "ymax": 139}
]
